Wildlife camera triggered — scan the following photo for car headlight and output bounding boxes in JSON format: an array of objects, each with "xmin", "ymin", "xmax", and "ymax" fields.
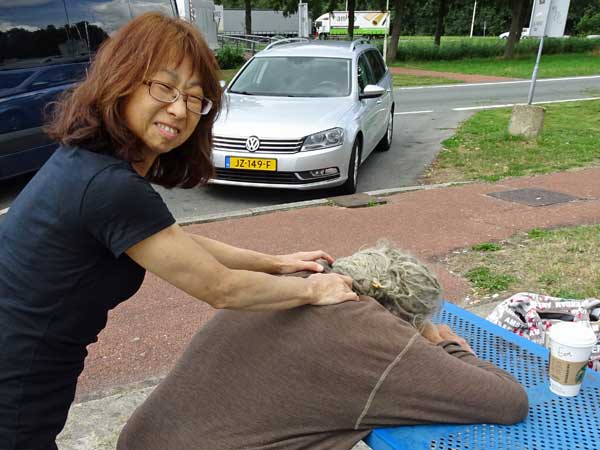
[{"xmin": 301, "ymin": 128, "xmax": 344, "ymax": 151}]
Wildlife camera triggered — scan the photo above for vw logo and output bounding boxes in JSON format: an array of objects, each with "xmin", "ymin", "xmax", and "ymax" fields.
[{"xmin": 245, "ymin": 136, "xmax": 260, "ymax": 152}]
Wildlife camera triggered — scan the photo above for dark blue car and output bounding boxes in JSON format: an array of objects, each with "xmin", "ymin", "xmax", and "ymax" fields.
[
  {"xmin": 0, "ymin": 0, "xmax": 178, "ymax": 180},
  {"xmin": 0, "ymin": 62, "xmax": 89, "ymax": 180}
]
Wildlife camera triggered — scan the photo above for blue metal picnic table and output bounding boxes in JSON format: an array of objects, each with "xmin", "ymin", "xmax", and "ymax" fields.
[{"xmin": 365, "ymin": 301, "xmax": 600, "ymax": 450}]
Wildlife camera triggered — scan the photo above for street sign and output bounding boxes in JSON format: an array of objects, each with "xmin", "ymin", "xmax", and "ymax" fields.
[{"xmin": 529, "ymin": 0, "xmax": 571, "ymax": 37}]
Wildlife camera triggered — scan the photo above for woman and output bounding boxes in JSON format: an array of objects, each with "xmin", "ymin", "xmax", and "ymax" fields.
[{"xmin": 0, "ymin": 13, "xmax": 357, "ymax": 450}]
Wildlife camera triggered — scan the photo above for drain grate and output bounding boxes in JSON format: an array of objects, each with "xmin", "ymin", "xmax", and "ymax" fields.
[{"xmin": 487, "ymin": 188, "xmax": 581, "ymax": 207}]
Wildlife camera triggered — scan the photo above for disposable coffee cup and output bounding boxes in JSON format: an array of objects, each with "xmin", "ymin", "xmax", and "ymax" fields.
[{"xmin": 548, "ymin": 322, "xmax": 597, "ymax": 397}]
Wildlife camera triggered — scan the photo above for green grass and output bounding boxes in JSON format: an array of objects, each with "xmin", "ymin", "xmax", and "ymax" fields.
[
  {"xmin": 445, "ymin": 225, "xmax": 600, "ymax": 299},
  {"xmin": 471, "ymin": 242, "xmax": 502, "ymax": 252},
  {"xmin": 465, "ymin": 267, "xmax": 517, "ymax": 291},
  {"xmin": 392, "ymin": 73, "xmax": 461, "ymax": 86},
  {"xmin": 219, "ymin": 68, "xmax": 240, "ymax": 84},
  {"xmin": 393, "ymin": 53, "xmax": 600, "ymax": 79},
  {"xmin": 429, "ymin": 100, "xmax": 600, "ymax": 183}
]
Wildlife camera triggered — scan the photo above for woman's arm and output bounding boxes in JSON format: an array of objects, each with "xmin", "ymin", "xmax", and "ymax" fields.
[
  {"xmin": 127, "ymin": 224, "xmax": 358, "ymax": 310},
  {"xmin": 187, "ymin": 234, "xmax": 333, "ymax": 274}
]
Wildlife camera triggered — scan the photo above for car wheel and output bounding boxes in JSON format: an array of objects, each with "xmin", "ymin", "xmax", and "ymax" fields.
[
  {"xmin": 376, "ymin": 109, "xmax": 394, "ymax": 152},
  {"xmin": 338, "ymin": 139, "xmax": 361, "ymax": 195}
]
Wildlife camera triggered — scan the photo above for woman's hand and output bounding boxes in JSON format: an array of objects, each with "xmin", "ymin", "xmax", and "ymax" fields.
[
  {"xmin": 307, "ymin": 272, "xmax": 359, "ymax": 306},
  {"xmin": 276, "ymin": 250, "xmax": 335, "ymax": 274}
]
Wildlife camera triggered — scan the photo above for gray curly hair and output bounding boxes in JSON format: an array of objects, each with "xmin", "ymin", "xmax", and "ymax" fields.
[{"xmin": 331, "ymin": 240, "xmax": 441, "ymax": 328}]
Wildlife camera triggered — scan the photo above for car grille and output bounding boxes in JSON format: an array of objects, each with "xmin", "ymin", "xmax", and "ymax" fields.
[
  {"xmin": 213, "ymin": 136, "xmax": 304, "ymax": 154},
  {"xmin": 215, "ymin": 168, "xmax": 308, "ymax": 184}
]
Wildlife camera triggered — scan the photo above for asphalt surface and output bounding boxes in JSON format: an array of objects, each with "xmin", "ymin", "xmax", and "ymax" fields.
[{"xmin": 395, "ymin": 75, "xmax": 600, "ymax": 113}]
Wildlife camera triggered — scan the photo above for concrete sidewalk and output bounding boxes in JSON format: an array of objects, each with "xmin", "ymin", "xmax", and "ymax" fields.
[{"xmin": 58, "ymin": 167, "xmax": 600, "ymax": 449}]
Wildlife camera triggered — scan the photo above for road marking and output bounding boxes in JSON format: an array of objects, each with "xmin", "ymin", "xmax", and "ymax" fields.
[
  {"xmin": 394, "ymin": 110, "xmax": 434, "ymax": 115},
  {"xmin": 452, "ymin": 96, "xmax": 600, "ymax": 111},
  {"xmin": 0, "ymin": 208, "xmax": 8, "ymax": 216},
  {"xmin": 396, "ymin": 75, "xmax": 600, "ymax": 91}
]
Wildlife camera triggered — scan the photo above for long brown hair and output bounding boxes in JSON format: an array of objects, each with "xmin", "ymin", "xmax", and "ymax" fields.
[{"xmin": 46, "ymin": 12, "xmax": 222, "ymax": 188}]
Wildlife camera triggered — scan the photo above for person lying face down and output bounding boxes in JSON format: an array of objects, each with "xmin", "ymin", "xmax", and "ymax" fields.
[{"xmin": 117, "ymin": 241, "xmax": 528, "ymax": 450}]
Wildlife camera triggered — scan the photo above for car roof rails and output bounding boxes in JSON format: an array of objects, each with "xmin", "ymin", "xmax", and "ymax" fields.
[
  {"xmin": 350, "ymin": 38, "xmax": 371, "ymax": 51},
  {"xmin": 264, "ymin": 37, "xmax": 310, "ymax": 51}
]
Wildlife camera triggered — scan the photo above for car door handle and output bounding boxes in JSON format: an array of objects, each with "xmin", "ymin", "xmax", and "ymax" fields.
[{"xmin": 376, "ymin": 100, "xmax": 383, "ymax": 104}]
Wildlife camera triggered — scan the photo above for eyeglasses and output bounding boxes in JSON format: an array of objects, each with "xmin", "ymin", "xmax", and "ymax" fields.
[{"xmin": 143, "ymin": 80, "xmax": 213, "ymax": 116}]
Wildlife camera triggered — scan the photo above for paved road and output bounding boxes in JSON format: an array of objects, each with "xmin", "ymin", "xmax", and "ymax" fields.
[
  {"xmin": 394, "ymin": 75, "xmax": 600, "ymax": 114},
  {"xmin": 1, "ymin": 75, "xmax": 598, "ymax": 221}
]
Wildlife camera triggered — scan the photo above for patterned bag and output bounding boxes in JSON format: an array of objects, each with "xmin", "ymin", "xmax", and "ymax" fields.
[{"xmin": 487, "ymin": 292, "xmax": 600, "ymax": 371}]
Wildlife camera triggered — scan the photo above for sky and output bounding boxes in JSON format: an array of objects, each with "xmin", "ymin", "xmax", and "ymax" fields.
[{"xmin": 0, "ymin": 0, "xmax": 175, "ymax": 34}]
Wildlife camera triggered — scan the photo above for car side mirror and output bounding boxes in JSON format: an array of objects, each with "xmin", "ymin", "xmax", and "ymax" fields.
[
  {"xmin": 219, "ymin": 80, "xmax": 227, "ymax": 89},
  {"xmin": 360, "ymin": 84, "xmax": 385, "ymax": 100}
]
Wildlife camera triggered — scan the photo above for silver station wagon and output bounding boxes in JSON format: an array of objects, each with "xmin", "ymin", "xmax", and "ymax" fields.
[{"xmin": 211, "ymin": 39, "xmax": 395, "ymax": 194}]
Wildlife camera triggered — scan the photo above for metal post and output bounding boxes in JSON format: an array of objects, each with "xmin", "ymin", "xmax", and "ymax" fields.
[
  {"xmin": 470, "ymin": 1, "xmax": 477, "ymax": 38},
  {"xmin": 527, "ymin": 0, "xmax": 552, "ymax": 105}
]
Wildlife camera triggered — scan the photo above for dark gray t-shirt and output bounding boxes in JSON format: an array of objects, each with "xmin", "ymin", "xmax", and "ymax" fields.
[{"xmin": 0, "ymin": 146, "xmax": 175, "ymax": 449}]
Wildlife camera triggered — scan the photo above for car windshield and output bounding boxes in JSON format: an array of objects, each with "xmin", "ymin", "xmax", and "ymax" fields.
[{"xmin": 229, "ymin": 56, "xmax": 351, "ymax": 97}]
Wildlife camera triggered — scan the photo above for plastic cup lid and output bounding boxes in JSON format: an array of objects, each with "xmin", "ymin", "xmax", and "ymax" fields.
[{"xmin": 549, "ymin": 322, "xmax": 597, "ymax": 347}]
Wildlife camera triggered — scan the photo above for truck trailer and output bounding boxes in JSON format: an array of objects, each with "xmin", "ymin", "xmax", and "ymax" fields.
[
  {"xmin": 214, "ymin": 7, "xmax": 309, "ymax": 37},
  {"xmin": 315, "ymin": 11, "xmax": 389, "ymax": 38}
]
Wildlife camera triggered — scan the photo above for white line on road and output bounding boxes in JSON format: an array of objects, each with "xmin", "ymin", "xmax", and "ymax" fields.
[
  {"xmin": 0, "ymin": 208, "xmax": 9, "ymax": 216},
  {"xmin": 452, "ymin": 96, "xmax": 600, "ymax": 111},
  {"xmin": 394, "ymin": 110, "xmax": 434, "ymax": 115},
  {"xmin": 396, "ymin": 75, "xmax": 600, "ymax": 91}
]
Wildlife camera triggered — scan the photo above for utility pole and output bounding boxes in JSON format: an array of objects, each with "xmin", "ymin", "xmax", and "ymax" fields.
[{"xmin": 470, "ymin": 0, "xmax": 477, "ymax": 38}]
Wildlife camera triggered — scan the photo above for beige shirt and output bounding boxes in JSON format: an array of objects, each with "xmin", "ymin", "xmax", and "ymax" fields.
[{"xmin": 118, "ymin": 297, "xmax": 528, "ymax": 450}]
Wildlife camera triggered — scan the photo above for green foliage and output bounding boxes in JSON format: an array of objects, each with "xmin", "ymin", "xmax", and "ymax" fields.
[
  {"xmin": 577, "ymin": 12, "xmax": 600, "ymax": 35},
  {"xmin": 465, "ymin": 266, "xmax": 517, "ymax": 291},
  {"xmin": 391, "ymin": 37, "xmax": 600, "ymax": 62},
  {"xmin": 215, "ymin": 45, "xmax": 245, "ymax": 70},
  {"xmin": 472, "ymin": 243, "xmax": 502, "ymax": 252},
  {"xmin": 401, "ymin": 53, "xmax": 600, "ymax": 79}
]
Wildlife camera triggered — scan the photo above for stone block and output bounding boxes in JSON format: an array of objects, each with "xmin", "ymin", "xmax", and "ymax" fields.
[{"xmin": 508, "ymin": 104, "xmax": 545, "ymax": 139}]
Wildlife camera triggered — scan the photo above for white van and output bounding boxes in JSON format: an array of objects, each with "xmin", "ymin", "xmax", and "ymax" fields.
[{"xmin": 499, "ymin": 28, "xmax": 530, "ymax": 39}]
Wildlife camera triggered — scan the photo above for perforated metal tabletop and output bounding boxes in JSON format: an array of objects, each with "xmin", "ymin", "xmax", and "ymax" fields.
[{"xmin": 365, "ymin": 301, "xmax": 600, "ymax": 450}]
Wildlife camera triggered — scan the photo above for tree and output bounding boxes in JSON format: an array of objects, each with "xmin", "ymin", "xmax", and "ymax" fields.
[
  {"xmin": 347, "ymin": 0, "xmax": 356, "ymax": 39},
  {"xmin": 245, "ymin": 0, "xmax": 252, "ymax": 34},
  {"xmin": 388, "ymin": 0, "xmax": 407, "ymax": 62},
  {"xmin": 577, "ymin": 11, "xmax": 600, "ymax": 35},
  {"xmin": 433, "ymin": 0, "xmax": 450, "ymax": 46},
  {"xmin": 504, "ymin": 0, "xmax": 527, "ymax": 58}
]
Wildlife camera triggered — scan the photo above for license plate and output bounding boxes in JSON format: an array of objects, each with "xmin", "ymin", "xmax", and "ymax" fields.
[{"xmin": 225, "ymin": 156, "xmax": 277, "ymax": 171}]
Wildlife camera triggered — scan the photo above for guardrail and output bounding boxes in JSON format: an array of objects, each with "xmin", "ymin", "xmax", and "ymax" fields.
[{"xmin": 217, "ymin": 34, "xmax": 281, "ymax": 55}]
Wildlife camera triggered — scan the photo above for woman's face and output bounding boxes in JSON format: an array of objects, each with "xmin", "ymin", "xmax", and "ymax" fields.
[{"xmin": 123, "ymin": 56, "xmax": 203, "ymax": 172}]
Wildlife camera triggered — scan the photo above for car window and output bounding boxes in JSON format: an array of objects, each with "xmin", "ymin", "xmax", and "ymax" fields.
[
  {"xmin": 365, "ymin": 50, "xmax": 386, "ymax": 82},
  {"xmin": 0, "ymin": 0, "xmax": 175, "ymax": 74},
  {"xmin": 0, "ymin": 71, "xmax": 35, "ymax": 89},
  {"xmin": 229, "ymin": 56, "xmax": 351, "ymax": 98},
  {"xmin": 30, "ymin": 64, "xmax": 88, "ymax": 88},
  {"xmin": 357, "ymin": 54, "xmax": 375, "ymax": 91}
]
